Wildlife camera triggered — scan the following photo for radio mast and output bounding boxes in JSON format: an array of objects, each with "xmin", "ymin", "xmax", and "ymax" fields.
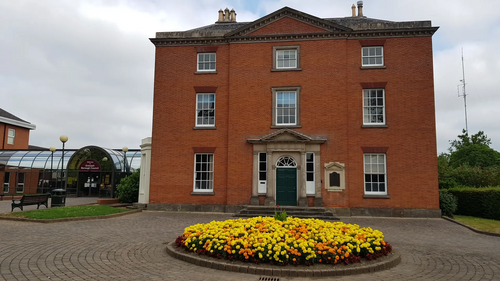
[{"xmin": 457, "ymin": 48, "xmax": 468, "ymax": 134}]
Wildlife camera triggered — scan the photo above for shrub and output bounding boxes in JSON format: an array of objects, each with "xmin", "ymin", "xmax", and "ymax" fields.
[
  {"xmin": 116, "ymin": 169, "xmax": 140, "ymax": 203},
  {"xmin": 438, "ymin": 178, "xmax": 458, "ymax": 189},
  {"xmin": 439, "ymin": 191, "xmax": 457, "ymax": 217},
  {"xmin": 274, "ymin": 205, "xmax": 287, "ymax": 221},
  {"xmin": 447, "ymin": 165, "xmax": 500, "ymax": 187},
  {"xmin": 446, "ymin": 187, "xmax": 500, "ymax": 220}
]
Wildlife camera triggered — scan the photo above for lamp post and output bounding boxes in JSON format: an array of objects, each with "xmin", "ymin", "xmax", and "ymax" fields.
[
  {"xmin": 49, "ymin": 146, "xmax": 56, "ymax": 191},
  {"xmin": 60, "ymin": 135, "xmax": 68, "ymax": 190},
  {"xmin": 122, "ymin": 147, "xmax": 128, "ymax": 174}
]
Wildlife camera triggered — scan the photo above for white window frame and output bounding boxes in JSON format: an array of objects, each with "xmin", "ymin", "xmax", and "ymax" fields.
[
  {"xmin": 7, "ymin": 129, "xmax": 15, "ymax": 145},
  {"xmin": 16, "ymin": 172, "xmax": 25, "ymax": 193},
  {"xmin": 306, "ymin": 152, "xmax": 315, "ymax": 195},
  {"xmin": 364, "ymin": 154, "xmax": 387, "ymax": 195},
  {"xmin": 276, "ymin": 49, "xmax": 297, "ymax": 69},
  {"xmin": 3, "ymin": 172, "xmax": 10, "ymax": 193},
  {"xmin": 258, "ymin": 152, "xmax": 267, "ymax": 194},
  {"xmin": 275, "ymin": 91, "xmax": 297, "ymax": 126},
  {"xmin": 272, "ymin": 45, "xmax": 301, "ymax": 71},
  {"xmin": 195, "ymin": 93, "xmax": 215, "ymax": 127},
  {"xmin": 363, "ymin": 89, "xmax": 385, "ymax": 125},
  {"xmin": 362, "ymin": 46, "xmax": 384, "ymax": 66},
  {"xmin": 197, "ymin": 52, "xmax": 216, "ymax": 72},
  {"xmin": 193, "ymin": 153, "xmax": 214, "ymax": 192}
]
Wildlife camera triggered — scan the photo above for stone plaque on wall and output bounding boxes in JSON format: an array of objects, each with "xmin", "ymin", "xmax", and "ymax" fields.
[{"xmin": 324, "ymin": 162, "xmax": 345, "ymax": 192}]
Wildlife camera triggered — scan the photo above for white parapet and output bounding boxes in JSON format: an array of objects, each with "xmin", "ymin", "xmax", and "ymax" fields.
[{"xmin": 138, "ymin": 137, "xmax": 152, "ymax": 204}]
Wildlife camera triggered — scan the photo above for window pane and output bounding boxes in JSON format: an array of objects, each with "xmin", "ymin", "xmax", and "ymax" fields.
[
  {"xmin": 306, "ymin": 163, "xmax": 314, "ymax": 171},
  {"xmin": 307, "ymin": 173, "xmax": 314, "ymax": 181},
  {"xmin": 259, "ymin": 153, "xmax": 266, "ymax": 162},
  {"xmin": 306, "ymin": 153, "xmax": 313, "ymax": 162},
  {"xmin": 259, "ymin": 162, "xmax": 266, "ymax": 171},
  {"xmin": 259, "ymin": 172, "xmax": 266, "ymax": 181}
]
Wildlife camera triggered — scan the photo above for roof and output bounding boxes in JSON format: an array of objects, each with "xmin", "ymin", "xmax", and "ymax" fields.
[
  {"xmin": 152, "ymin": 6, "xmax": 438, "ymax": 46},
  {"xmin": 0, "ymin": 108, "xmax": 36, "ymax": 130}
]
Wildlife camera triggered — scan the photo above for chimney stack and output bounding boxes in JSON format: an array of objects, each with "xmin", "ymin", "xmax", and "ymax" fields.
[
  {"xmin": 217, "ymin": 8, "xmax": 237, "ymax": 22},
  {"xmin": 351, "ymin": 4, "xmax": 356, "ymax": 17},
  {"xmin": 230, "ymin": 9, "xmax": 237, "ymax": 22},
  {"xmin": 218, "ymin": 9, "xmax": 224, "ymax": 22},
  {"xmin": 357, "ymin": 1, "xmax": 364, "ymax": 17}
]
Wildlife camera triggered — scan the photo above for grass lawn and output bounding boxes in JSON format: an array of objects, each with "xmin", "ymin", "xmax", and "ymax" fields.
[
  {"xmin": 8, "ymin": 205, "xmax": 132, "ymax": 220},
  {"xmin": 454, "ymin": 215, "xmax": 500, "ymax": 234}
]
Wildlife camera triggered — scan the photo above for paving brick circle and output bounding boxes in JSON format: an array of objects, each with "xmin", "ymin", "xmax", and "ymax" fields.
[{"xmin": 0, "ymin": 211, "xmax": 499, "ymax": 280}]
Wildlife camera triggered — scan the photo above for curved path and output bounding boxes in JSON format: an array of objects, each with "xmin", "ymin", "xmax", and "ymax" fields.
[{"xmin": 0, "ymin": 211, "xmax": 499, "ymax": 280}]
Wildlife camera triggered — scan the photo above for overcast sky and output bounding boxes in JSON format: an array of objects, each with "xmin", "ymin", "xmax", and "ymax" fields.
[{"xmin": 1, "ymin": 0, "xmax": 499, "ymax": 153}]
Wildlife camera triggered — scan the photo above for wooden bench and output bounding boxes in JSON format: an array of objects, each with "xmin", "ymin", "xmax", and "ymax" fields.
[{"xmin": 11, "ymin": 194, "xmax": 50, "ymax": 212}]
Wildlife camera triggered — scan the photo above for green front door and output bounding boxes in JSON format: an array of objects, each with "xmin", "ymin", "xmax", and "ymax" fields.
[{"xmin": 276, "ymin": 168, "xmax": 297, "ymax": 206}]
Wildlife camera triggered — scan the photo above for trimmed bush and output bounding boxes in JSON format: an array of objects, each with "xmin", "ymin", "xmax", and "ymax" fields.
[
  {"xmin": 116, "ymin": 169, "xmax": 140, "ymax": 203},
  {"xmin": 446, "ymin": 187, "xmax": 500, "ymax": 220},
  {"xmin": 439, "ymin": 191, "xmax": 457, "ymax": 218},
  {"xmin": 438, "ymin": 178, "xmax": 458, "ymax": 189}
]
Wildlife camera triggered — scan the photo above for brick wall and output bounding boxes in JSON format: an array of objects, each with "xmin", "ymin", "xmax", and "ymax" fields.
[
  {"xmin": 150, "ymin": 20, "xmax": 439, "ymax": 209},
  {"xmin": 0, "ymin": 124, "xmax": 30, "ymax": 149}
]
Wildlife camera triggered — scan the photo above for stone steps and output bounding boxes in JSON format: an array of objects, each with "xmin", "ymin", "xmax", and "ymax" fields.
[{"xmin": 234, "ymin": 205, "xmax": 340, "ymax": 220}]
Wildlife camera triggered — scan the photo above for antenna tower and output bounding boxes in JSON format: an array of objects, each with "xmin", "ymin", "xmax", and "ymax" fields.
[{"xmin": 457, "ymin": 48, "xmax": 468, "ymax": 134}]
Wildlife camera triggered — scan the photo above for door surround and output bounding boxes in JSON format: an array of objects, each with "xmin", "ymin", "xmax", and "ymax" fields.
[{"xmin": 248, "ymin": 129, "xmax": 326, "ymax": 207}]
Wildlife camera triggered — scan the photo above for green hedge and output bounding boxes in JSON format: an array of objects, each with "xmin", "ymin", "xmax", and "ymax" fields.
[{"xmin": 445, "ymin": 187, "xmax": 500, "ymax": 220}]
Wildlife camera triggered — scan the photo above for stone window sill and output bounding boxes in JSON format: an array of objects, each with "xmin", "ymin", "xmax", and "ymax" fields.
[
  {"xmin": 326, "ymin": 188, "xmax": 344, "ymax": 192},
  {"xmin": 363, "ymin": 195, "xmax": 390, "ymax": 199},
  {"xmin": 360, "ymin": 66, "xmax": 386, "ymax": 70},
  {"xmin": 191, "ymin": 191, "xmax": 215, "ymax": 196},
  {"xmin": 195, "ymin": 71, "xmax": 217, "ymax": 75},
  {"xmin": 361, "ymin": 125, "xmax": 388, "ymax": 128},
  {"xmin": 193, "ymin": 126, "xmax": 216, "ymax": 130},
  {"xmin": 271, "ymin": 68, "xmax": 302, "ymax": 72},
  {"xmin": 271, "ymin": 125, "xmax": 302, "ymax": 129}
]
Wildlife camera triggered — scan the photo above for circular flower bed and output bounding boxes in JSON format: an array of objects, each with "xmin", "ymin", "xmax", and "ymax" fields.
[{"xmin": 175, "ymin": 216, "xmax": 392, "ymax": 266}]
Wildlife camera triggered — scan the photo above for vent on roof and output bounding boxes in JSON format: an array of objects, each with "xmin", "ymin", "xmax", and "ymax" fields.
[
  {"xmin": 357, "ymin": 1, "xmax": 364, "ymax": 17},
  {"xmin": 217, "ymin": 8, "xmax": 237, "ymax": 22}
]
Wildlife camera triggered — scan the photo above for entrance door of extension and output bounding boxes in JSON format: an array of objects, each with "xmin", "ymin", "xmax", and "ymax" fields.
[{"xmin": 276, "ymin": 168, "xmax": 297, "ymax": 206}]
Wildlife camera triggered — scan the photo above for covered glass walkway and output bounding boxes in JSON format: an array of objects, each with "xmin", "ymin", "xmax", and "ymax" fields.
[{"xmin": 0, "ymin": 146, "xmax": 140, "ymax": 197}]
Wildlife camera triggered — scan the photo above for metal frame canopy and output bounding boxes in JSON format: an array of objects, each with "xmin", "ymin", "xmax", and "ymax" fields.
[{"xmin": 0, "ymin": 146, "xmax": 141, "ymax": 196}]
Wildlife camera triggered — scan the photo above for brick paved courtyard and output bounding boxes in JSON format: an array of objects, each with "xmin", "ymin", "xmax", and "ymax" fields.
[{"xmin": 0, "ymin": 210, "xmax": 499, "ymax": 280}]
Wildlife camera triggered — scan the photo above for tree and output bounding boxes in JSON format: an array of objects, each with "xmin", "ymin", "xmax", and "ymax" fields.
[
  {"xmin": 449, "ymin": 129, "xmax": 492, "ymax": 152},
  {"xmin": 448, "ymin": 130, "xmax": 500, "ymax": 168},
  {"xmin": 449, "ymin": 144, "xmax": 500, "ymax": 168}
]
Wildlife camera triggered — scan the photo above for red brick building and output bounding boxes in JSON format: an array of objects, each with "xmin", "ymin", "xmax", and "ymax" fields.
[
  {"xmin": 0, "ymin": 108, "xmax": 35, "ymax": 150},
  {"xmin": 148, "ymin": 5, "xmax": 440, "ymax": 216}
]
